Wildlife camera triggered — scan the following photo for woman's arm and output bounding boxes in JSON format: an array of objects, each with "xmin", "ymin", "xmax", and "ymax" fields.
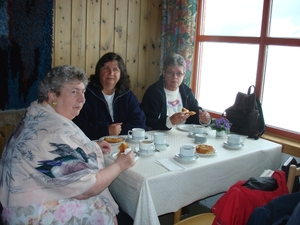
[{"xmin": 75, "ymin": 151, "xmax": 135, "ymax": 200}]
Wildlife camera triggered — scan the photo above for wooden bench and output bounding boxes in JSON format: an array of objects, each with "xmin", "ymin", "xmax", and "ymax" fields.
[{"xmin": 0, "ymin": 109, "xmax": 26, "ymax": 156}]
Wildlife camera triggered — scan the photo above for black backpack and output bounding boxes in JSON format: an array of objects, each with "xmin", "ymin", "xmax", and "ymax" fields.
[{"xmin": 225, "ymin": 85, "xmax": 266, "ymax": 139}]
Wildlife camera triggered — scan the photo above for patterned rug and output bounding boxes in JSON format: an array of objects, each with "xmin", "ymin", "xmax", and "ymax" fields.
[{"xmin": 0, "ymin": 0, "xmax": 53, "ymax": 110}]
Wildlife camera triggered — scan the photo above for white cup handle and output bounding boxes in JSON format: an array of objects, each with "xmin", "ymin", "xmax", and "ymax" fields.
[
  {"xmin": 151, "ymin": 143, "xmax": 155, "ymax": 150},
  {"xmin": 240, "ymin": 137, "xmax": 245, "ymax": 144},
  {"xmin": 128, "ymin": 130, "xmax": 132, "ymax": 138}
]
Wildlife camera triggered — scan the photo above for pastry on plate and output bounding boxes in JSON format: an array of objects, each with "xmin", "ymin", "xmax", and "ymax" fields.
[
  {"xmin": 196, "ymin": 144, "xmax": 215, "ymax": 154},
  {"xmin": 182, "ymin": 107, "xmax": 196, "ymax": 116},
  {"xmin": 104, "ymin": 136, "xmax": 123, "ymax": 143}
]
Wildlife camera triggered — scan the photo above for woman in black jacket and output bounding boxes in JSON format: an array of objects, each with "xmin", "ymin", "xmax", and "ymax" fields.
[{"xmin": 140, "ymin": 53, "xmax": 211, "ymax": 130}]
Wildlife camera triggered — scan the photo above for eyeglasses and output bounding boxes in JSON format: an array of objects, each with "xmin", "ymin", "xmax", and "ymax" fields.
[{"xmin": 165, "ymin": 71, "xmax": 185, "ymax": 77}]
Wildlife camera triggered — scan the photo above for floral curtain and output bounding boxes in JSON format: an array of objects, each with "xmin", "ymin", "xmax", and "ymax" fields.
[{"xmin": 160, "ymin": 0, "xmax": 197, "ymax": 87}]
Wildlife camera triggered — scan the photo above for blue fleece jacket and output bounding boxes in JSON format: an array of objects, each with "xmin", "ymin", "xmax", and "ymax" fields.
[
  {"xmin": 140, "ymin": 75, "xmax": 204, "ymax": 130},
  {"xmin": 73, "ymin": 83, "xmax": 146, "ymax": 140}
]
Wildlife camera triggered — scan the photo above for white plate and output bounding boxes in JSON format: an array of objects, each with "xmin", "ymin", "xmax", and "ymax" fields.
[
  {"xmin": 109, "ymin": 152, "xmax": 140, "ymax": 161},
  {"xmin": 110, "ymin": 152, "xmax": 119, "ymax": 160},
  {"xmin": 155, "ymin": 143, "xmax": 169, "ymax": 151},
  {"xmin": 176, "ymin": 124, "xmax": 194, "ymax": 132},
  {"xmin": 196, "ymin": 150, "xmax": 217, "ymax": 157},
  {"xmin": 174, "ymin": 154, "xmax": 198, "ymax": 164},
  {"xmin": 223, "ymin": 141, "xmax": 244, "ymax": 150},
  {"xmin": 135, "ymin": 147, "xmax": 155, "ymax": 156},
  {"xmin": 99, "ymin": 136, "xmax": 125, "ymax": 145},
  {"xmin": 127, "ymin": 136, "xmax": 149, "ymax": 143}
]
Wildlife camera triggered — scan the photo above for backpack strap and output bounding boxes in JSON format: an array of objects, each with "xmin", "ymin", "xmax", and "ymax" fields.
[{"xmin": 247, "ymin": 85, "xmax": 256, "ymax": 95}]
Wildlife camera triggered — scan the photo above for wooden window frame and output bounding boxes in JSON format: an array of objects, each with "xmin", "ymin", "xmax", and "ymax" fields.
[{"xmin": 192, "ymin": 0, "xmax": 300, "ymax": 141}]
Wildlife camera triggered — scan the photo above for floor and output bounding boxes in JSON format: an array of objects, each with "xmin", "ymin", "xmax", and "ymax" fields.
[{"xmin": 158, "ymin": 200, "xmax": 212, "ymax": 225}]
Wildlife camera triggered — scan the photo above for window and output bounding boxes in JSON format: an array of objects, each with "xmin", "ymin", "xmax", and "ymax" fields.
[{"xmin": 192, "ymin": 0, "xmax": 300, "ymax": 139}]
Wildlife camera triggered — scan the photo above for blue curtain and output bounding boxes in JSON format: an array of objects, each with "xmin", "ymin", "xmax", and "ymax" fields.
[
  {"xmin": 0, "ymin": 0, "xmax": 53, "ymax": 110},
  {"xmin": 160, "ymin": 0, "xmax": 197, "ymax": 87}
]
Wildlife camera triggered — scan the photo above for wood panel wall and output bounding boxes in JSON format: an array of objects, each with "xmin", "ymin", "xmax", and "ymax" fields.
[
  {"xmin": 0, "ymin": 0, "xmax": 162, "ymax": 155},
  {"xmin": 53, "ymin": 0, "xmax": 162, "ymax": 101}
]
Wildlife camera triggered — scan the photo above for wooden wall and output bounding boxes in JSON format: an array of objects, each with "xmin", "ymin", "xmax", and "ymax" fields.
[{"xmin": 53, "ymin": 0, "xmax": 162, "ymax": 101}]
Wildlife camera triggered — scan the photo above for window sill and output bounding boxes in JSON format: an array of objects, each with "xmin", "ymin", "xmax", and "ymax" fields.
[{"xmin": 262, "ymin": 132, "xmax": 300, "ymax": 158}]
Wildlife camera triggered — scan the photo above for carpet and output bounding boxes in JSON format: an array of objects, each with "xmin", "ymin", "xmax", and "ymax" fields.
[{"xmin": 0, "ymin": 0, "xmax": 53, "ymax": 110}]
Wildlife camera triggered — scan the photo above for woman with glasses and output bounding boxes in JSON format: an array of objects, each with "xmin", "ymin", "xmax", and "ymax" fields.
[
  {"xmin": 140, "ymin": 53, "xmax": 211, "ymax": 130},
  {"xmin": 73, "ymin": 52, "xmax": 146, "ymax": 140}
]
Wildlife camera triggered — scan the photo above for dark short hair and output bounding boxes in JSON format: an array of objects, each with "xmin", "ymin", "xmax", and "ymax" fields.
[
  {"xmin": 89, "ymin": 52, "xmax": 130, "ymax": 93},
  {"xmin": 38, "ymin": 65, "xmax": 88, "ymax": 102}
]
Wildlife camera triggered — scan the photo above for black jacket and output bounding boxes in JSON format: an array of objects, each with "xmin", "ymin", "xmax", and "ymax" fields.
[{"xmin": 140, "ymin": 76, "xmax": 203, "ymax": 130}]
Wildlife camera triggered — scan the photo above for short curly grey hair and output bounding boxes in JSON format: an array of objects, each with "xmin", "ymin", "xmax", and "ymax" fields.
[
  {"xmin": 163, "ymin": 53, "xmax": 186, "ymax": 72},
  {"xmin": 38, "ymin": 65, "xmax": 88, "ymax": 102}
]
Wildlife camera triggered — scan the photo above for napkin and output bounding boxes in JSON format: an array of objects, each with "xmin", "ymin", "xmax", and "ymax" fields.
[
  {"xmin": 155, "ymin": 158, "xmax": 185, "ymax": 171},
  {"xmin": 125, "ymin": 148, "xmax": 140, "ymax": 161}
]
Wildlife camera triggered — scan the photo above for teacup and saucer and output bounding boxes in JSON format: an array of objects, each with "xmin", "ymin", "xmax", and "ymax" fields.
[
  {"xmin": 174, "ymin": 145, "xmax": 198, "ymax": 163},
  {"xmin": 223, "ymin": 134, "xmax": 245, "ymax": 149},
  {"xmin": 128, "ymin": 128, "xmax": 146, "ymax": 142},
  {"xmin": 135, "ymin": 139, "xmax": 156, "ymax": 156},
  {"xmin": 189, "ymin": 125, "xmax": 205, "ymax": 137},
  {"xmin": 153, "ymin": 132, "xmax": 169, "ymax": 150}
]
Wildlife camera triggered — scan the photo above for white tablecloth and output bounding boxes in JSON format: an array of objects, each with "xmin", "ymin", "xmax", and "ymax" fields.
[{"xmin": 104, "ymin": 126, "xmax": 282, "ymax": 225}]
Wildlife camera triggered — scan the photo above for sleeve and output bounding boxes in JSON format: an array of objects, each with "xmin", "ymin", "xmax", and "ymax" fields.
[
  {"xmin": 183, "ymin": 89, "xmax": 203, "ymax": 125},
  {"xmin": 73, "ymin": 91, "xmax": 110, "ymax": 140},
  {"xmin": 118, "ymin": 91, "xmax": 146, "ymax": 135},
  {"xmin": 140, "ymin": 86, "xmax": 171, "ymax": 130}
]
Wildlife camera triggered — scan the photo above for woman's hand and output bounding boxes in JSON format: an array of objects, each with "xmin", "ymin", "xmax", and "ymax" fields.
[
  {"xmin": 109, "ymin": 123, "xmax": 123, "ymax": 136},
  {"xmin": 115, "ymin": 150, "xmax": 135, "ymax": 171},
  {"xmin": 199, "ymin": 110, "xmax": 211, "ymax": 124},
  {"xmin": 96, "ymin": 140, "xmax": 111, "ymax": 154},
  {"xmin": 170, "ymin": 112, "xmax": 190, "ymax": 125}
]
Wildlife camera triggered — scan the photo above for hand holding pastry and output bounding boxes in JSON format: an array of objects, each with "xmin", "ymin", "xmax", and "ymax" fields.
[
  {"xmin": 170, "ymin": 112, "xmax": 190, "ymax": 125},
  {"xmin": 115, "ymin": 142, "xmax": 135, "ymax": 170}
]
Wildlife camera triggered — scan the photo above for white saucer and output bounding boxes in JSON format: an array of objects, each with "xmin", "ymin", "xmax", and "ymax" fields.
[
  {"xmin": 134, "ymin": 147, "xmax": 155, "ymax": 156},
  {"xmin": 127, "ymin": 136, "xmax": 148, "ymax": 143},
  {"xmin": 174, "ymin": 154, "xmax": 198, "ymax": 164},
  {"xmin": 177, "ymin": 124, "xmax": 194, "ymax": 132},
  {"xmin": 155, "ymin": 143, "xmax": 169, "ymax": 151},
  {"xmin": 109, "ymin": 152, "xmax": 140, "ymax": 161},
  {"xmin": 223, "ymin": 141, "xmax": 244, "ymax": 150}
]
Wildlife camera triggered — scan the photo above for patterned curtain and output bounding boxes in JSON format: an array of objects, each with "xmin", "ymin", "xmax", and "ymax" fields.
[{"xmin": 160, "ymin": 0, "xmax": 197, "ymax": 87}]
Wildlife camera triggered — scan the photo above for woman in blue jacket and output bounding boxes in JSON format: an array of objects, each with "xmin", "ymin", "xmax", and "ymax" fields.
[
  {"xmin": 73, "ymin": 52, "xmax": 146, "ymax": 140},
  {"xmin": 140, "ymin": 53, "xmax": 211, "ymax": 131}
]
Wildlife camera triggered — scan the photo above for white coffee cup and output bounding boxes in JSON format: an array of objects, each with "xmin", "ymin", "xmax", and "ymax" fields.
[
  {"xmin": 191, "ymin": 125, "xmax": 205, "ymax": 135},
  {"xmin": 179, "ymin": 145, "xmax": 195, "ymax": 158},
  {"xmin": 139, "ymin": 139, "xmax": 155, "ymax": 153},
  {"xmin": 128, "ymin": 128, "xmax": 145, "ymax": 141},
  {"xmin": 195, "ymin": 133, "xmax": 207, "ymax": 144},
  {"xmin": 153, "ymin": 132, "xmax": 167, "ymax": 148},
  {"xmin": 227, "ymin": 134, "xmax": 245, "ymax": 146}
]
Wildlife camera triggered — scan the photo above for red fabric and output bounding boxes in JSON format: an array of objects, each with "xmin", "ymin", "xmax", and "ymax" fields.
[{"xmin": 211, "ymin": 170, "xmax": 289, "ymax": 225}]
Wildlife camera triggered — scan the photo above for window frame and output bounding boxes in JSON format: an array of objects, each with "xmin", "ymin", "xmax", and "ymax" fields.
[{"xmin": 192, "ymin": 0, "xmax": 300, "ymax": 140}]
